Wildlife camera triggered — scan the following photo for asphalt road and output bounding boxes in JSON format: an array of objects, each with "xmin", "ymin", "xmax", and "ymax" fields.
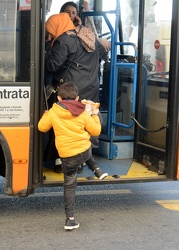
[{"xmin": 0, "ymin": 176, "xmax": 179, "ymax": 250}]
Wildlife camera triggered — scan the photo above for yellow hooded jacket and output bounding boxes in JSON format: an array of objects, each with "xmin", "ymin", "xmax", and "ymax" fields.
[{"xmin": 38, "ymin": 102, "xmax": 101, "ymax": 158}]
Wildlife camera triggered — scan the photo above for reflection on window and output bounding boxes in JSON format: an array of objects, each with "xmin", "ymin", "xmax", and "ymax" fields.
[
  {"xmin": 0, "ymin": 1, "xmax": 31, "ymax": 82},
  {"xmin": 155, "ymin": 0, "xmax": 172, "ymax": 21}
]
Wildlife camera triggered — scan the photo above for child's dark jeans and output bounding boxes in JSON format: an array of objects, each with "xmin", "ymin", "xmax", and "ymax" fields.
[{"xmin": 61, "ymin": 147, "xmax": 98, "ymax": 218}]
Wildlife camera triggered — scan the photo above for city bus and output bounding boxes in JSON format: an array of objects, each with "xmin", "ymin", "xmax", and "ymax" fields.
[{"xmin": 0, "ymin": 0, "xmax": 179, "ymax": 197}]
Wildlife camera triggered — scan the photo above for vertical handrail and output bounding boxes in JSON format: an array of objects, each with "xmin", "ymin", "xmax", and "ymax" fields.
[
  {"xmin": 81, "ymin": 2, "xmax": 139, "ymax": 159},
  {"xmin": 109, "ymin": 41, "xmax": 138, "ymax": 159}
]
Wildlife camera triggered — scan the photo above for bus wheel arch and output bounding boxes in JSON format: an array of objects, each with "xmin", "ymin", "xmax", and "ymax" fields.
[{"xmin": 0, "ymin": 131, "xmax": 13, "ymax": 195}]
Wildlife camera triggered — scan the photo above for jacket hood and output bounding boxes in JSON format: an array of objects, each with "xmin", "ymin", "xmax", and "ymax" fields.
[{"xmin": 53, "ymin": 100, "xmax": 85, "ymax": 117}]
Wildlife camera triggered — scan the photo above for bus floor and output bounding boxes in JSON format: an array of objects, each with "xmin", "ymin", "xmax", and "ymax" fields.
[{"xmin": 42, "ymin": 155, "xmax": 166, "ymax": 183}]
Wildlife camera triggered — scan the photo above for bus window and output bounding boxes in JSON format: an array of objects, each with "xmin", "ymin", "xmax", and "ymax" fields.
[
  {"xmin": 142, "ymin": 0, "xmax": 171, "ymax": 148},
  {"xmin": 0, "ymin": 1, "xmax": 31, "ymax": 82},
  {"xmin": 128, "ymin": 0, "xmax": 172, "ymax": 74}
]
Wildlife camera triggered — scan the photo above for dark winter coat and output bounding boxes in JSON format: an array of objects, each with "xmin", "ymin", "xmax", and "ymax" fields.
[{"xmin": 45, "ymin": 32, "xmax": 106, "ymax": 102}]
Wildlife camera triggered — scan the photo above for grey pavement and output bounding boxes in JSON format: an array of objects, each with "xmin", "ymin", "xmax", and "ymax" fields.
[{"xmin": 0, "ymin": 177, "xmax": 179, "ymax": 250}]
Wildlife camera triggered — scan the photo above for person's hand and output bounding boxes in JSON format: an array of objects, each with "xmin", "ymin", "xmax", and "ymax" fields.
[
  {"xmin": 75, "ymin": 15, "xmax": 82, "ymax": 25},
  {"xmin": 46, "ymin": 33, "xmax": 55, "ymax": 42},
  {"xmin": 98, "ymin": 38, "xmax": 111, "ymax": 52},
  {"xmin": 83, "ymin": 0, "xmax": 90, "ymax": 10}
]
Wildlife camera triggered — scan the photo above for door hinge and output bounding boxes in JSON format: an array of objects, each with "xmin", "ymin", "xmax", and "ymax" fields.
[
  {"xmin": 143, "ymin": 155, "xmax": 152, "ymax": 168},
  {"xmin": 158, "ymin": 160, "xmax": 165, "ymax": 175}
]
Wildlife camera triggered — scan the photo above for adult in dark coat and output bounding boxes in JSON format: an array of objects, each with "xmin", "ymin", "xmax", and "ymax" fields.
[
  {"xmin": 44, "ymin": 13, "xmax": 106, "ymax": 167},
  {"xmin": 45, "ymin": 12, "xmax": 106, "ymax": 102}
]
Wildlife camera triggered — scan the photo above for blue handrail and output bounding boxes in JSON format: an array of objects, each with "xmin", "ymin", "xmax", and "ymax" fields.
[{"xmin": 81, "ymin": 1, "xmax": 139, "ymax": 159}]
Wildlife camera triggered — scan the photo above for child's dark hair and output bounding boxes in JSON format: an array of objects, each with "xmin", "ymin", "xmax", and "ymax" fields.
[{"xmin": 57, "ymin": 82, "xmax": 79, "ymax": 100}]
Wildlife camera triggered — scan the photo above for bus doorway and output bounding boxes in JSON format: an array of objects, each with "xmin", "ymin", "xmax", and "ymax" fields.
[{"xmin": 41, "ymin": 0, "xmax": 178, "ymax": 186}]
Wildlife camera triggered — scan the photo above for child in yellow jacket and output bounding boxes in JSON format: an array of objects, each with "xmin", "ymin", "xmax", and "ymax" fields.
[{"xmin": 38, "ymin": 82, "xmax": 108, "ymax": 230}]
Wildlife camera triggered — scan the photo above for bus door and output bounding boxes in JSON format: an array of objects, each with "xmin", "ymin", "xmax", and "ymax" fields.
[
  {"xmin": 133, "ymin": 0, "xmax": 179, "ymax": 178},
  {"xmin": 0, "ymin": 0, "xmax": 43, "ymax": 196},
  {"xmin": 81, "ymin": 0, "xmax": 138, "ymax": 161},
  {"xmin": 81, "ymin": 0, "xmax": 179, "ymax": 180}
]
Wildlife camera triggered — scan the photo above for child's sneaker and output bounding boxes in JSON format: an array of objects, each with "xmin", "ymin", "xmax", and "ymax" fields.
[
  {"xmin": 64, "ymin": 218, "xmax": 79, "ymax": 230},
  {"xmin": 94, "ymin": 168, "xmax": 108, "ymax": 180}
]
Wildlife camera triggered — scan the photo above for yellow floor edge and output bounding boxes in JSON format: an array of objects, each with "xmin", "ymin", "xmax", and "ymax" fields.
[
  {"xmin": 43, "ymin": 167, "xmax": 63, "ymax": 182},
  {"xmin": 43, "ymin": 160, "xmax": 160, "ymax": 182},
  {"xmin": 120, "ymin": 161, "xmax": 159, "ymax": 178},
  {"xmin": 43, "ymin": 168, "xmax": 109, "ymax": 182}
]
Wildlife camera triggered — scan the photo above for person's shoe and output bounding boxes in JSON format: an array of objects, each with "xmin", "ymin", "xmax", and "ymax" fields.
[
  {"xmin": 94, "ymin": 168, "xmax": 108, "ymax": 180},
  {"xmin": 64, "ymin": 218, "xmax": 79, "ymax": 230},
  {"xmin": 54, "ymin": 164, "xmax": 62, "ymax": 173}
]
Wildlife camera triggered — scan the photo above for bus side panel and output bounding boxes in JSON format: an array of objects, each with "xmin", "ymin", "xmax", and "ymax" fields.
[{"xmin": 1, "ymin": 127, "xmax": 30, "ymax": 195}]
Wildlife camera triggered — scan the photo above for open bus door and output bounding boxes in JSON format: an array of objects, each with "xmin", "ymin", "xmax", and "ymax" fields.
[{"xmin": 132, "ymin": 0, "xmax": 179, "ymax": 180}]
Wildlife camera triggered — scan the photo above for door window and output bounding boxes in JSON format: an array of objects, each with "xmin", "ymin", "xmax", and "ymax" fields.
[{"xmin": 0, "ymin": 0, "xmax": 31, "ymax": 82}]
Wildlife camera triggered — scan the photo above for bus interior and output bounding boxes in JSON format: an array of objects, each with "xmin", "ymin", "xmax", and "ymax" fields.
[{"xmin": 42, "ymin": 0, "xmax": 173, "ymax": 185}]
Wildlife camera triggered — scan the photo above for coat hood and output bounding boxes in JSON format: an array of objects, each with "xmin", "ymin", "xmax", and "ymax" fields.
[
  {"xmin": 53, "ymin": 100, "xmax": 85, "ymax": 117},
  {"xmin": 46, "ymin": 13, "xmax": 75, "ymax": 45}
]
